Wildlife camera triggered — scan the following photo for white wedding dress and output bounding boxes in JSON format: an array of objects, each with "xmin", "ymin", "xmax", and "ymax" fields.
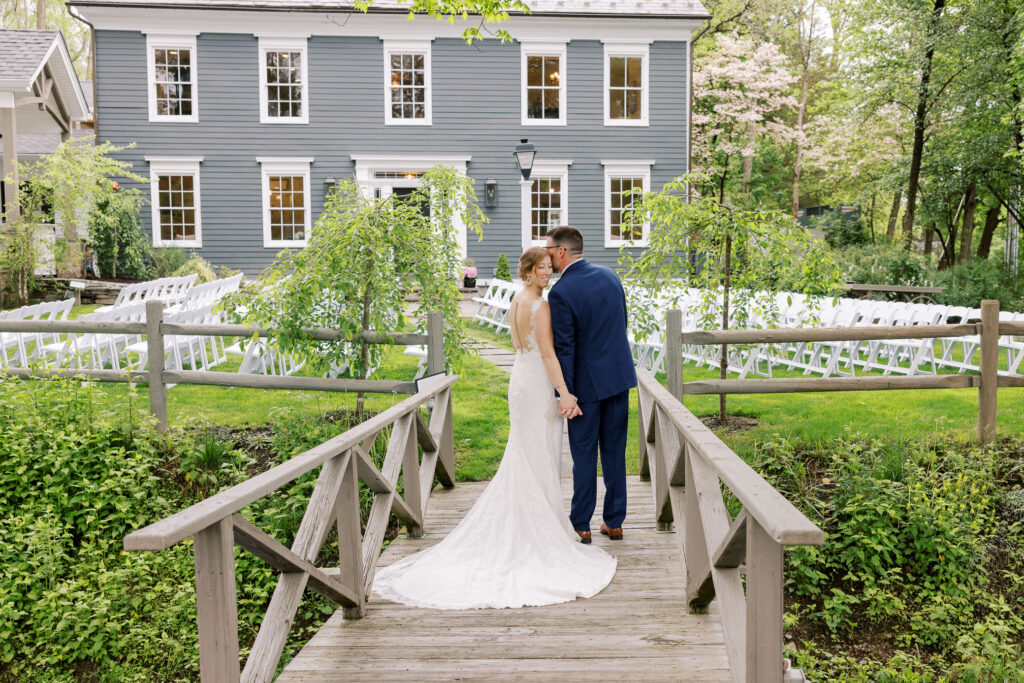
[{"xmin": 372, "ymin": 298, "xmax": 617, "ymax": 609}]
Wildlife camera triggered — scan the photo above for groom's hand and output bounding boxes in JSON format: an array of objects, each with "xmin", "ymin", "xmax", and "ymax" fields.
[{"xmin": 558, "ymin": 393, "xmax": 582, "ymax": 419}]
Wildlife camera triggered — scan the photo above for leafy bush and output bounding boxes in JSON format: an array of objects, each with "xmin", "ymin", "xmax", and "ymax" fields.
[
  {"xmin": 933, "ymin": 258, "xmax": 1024, "ymax": 310},
  {"xmin": 153, "ymin": 247, "xmax": 188, "ymax": 277},
  {"xmin": 494, "ymin": 253, "xmax": 511, "ymax": 280},
  {"xmin": 832, "ymin": 242, "xmax": 933, "ymax": 287},
  {"xmin": 746, "ymin": 435, "xmax": 1024, "ymax": 680},
  {"xmin": 171, "ymin": 252, "xmax": 218, "ymax": 283},
  {"xmin": 88, "ymin": 189, "xmax": 155, "ymax": 280},
  {"xmin": 813, "ymin": 210, "xmax": 869, "ymax": 249},
  {"xmin": 0, "ymin": 377, "xmax": 389, "ymax": 680}
]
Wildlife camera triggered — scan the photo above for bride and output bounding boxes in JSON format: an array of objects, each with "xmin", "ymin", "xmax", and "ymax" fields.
[{"xmin": 372, "ymin": 247, "xmax": 617, "ymax": 610}]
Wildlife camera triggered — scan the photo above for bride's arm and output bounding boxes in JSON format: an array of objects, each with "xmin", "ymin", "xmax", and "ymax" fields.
[{"xmin": 534, "ymin": 302, "xmax": 581, "ymax": 417}]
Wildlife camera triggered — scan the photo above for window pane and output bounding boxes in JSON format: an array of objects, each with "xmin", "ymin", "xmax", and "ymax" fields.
[
  {"xmin": 391, "ymin": 54, "xmax": 402, "ymax": 69},
  {"xmin": 527, "ymin": 56, "xmax": 542, "ymax": 87},
  {"xmin": 527, "ymin": 89, "xmax": 543, "ymax": 119},
  {"xmin": 610, "ymin": 57, "xmax": 625, "ymax": 87},
  {"xmin": 414, "ymin": 103, "xmax": 425, "ymax": 118},
  {"xmin": 626, "ymin": 90, "xmax": 641, "ymax": 118},
  {"xmin": 544, "ymin": 56, "xmax": 559, "ymax": 86},
  {"xmin": 610, "ymin": 90, "xmax": 625, "ymax": 119},
  {"xmin": 402, "ymin": 54, "xmax": 412, "ymax": 70},
  {"xmin": 544, "ymin": 89, "xmax": 559, "ymax": 119}
]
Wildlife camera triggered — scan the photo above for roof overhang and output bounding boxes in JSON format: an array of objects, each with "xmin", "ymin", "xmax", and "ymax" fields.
[{"xmin": 0, "ymin": 32, "xmax": 91, "ymax": 134}]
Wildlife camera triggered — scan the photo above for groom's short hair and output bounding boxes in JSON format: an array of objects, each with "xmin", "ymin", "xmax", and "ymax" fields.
[{"xmin": 549, "ymin": 226, "xmax": 584, "ymax": 255}]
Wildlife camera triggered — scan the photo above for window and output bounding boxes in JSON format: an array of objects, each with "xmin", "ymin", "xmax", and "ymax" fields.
[
  {"xmin": 521, "ymin": 161, "xmax": 570, "ymax": 248},
  {"xmin": 258, "ymin": 37, "xmax": 309, "ymax": 124},
  {"xmin": 259, "ymin": 158, "xmax": 312, "ymax": 247},
  {"xmin": 146, "ymin": 157, "xmax": 202, "ymax": 247},
  {"xmin": 520, "ymin": 42, "xmax": 566, "ymax": 125},
  {"xmin": 146, "ymin": 34, "xmax": 198, "ymax": 122},
  {"xmin": 603, "ymin": 161, "xmax": 652, "ymax": 247},
  {"xmin": 383, "ymin": 40, "xmax": 432, "ymax": 125},
  {"xmin": 603, "ymin": 42, "xmax": 650, "ymax": 126}
]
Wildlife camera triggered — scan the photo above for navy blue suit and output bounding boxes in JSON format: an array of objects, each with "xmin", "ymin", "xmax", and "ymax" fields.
[{"xmin": 548, "ymin": 259, "xmax": 637, "ymax": 531}]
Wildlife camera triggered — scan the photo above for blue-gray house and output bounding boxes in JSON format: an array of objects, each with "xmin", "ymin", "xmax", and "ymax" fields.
[{"xmin": 68, "ymin": 0, "xmax": 709, "ymax": 277}]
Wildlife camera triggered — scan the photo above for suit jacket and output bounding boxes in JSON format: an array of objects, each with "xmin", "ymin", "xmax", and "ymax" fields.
[{"xmin": 548, "ymin": 259, "xmax": 637, "ymax": 403}]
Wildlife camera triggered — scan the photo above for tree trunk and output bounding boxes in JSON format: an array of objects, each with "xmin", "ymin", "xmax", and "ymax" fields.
[
  {"xmin": 36, "ymin": 0, "xmax": 45, "ymax": 28},
  {"xmin": 901, "ymin": 0, "xmax": 946, "ymax": 239},
  {"xmin": 887, "ymin": 189, "xmax": 902, "ymax": 238},
  {"xmin": 869, "ymin": 193, "xmax": 876, "ymax": 243},
  {"xmin": 923, "ymin": 224, "xmax": 934, "ymax": 257},
  {"xmin": 940, "ymin": 219, "xmax": 957, "ymax": 270},
  {"xmin": 356, "ymin": 272, "xmax": 373, "ymax": 417},
  {"xmin": 977, "ymin": 205, "xmax": 1001, "ymax": 259},
  {"xmin": 959, "ymin": 183, "xmax": 977, "ymax": 264},
  {"xmin": 719, "ymin": 235, "xmax": 731, "ymax": 422}
]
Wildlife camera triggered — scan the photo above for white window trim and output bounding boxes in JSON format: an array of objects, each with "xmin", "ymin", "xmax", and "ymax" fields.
[
  {"xmin": 383, "ymin": 39, "xmax": 433, "ymax": 126},
  {"xmin": 145, "ymin": 33, "xmax": 198, "ymax": 123},
  {"xmin": 259, "ymin": 157, "xmax": 313, "ymax": 248},
  {"xmin": 521, "ymin": 160, "xmax": 571, "ymax": 249},
  {"xmin": 603, "ymin": 160, "xmax": 653, "ymax": 248},
  {"xmin": 257, "ymin": 36, "xmax": 310, "ymax": 125},
  {"xmin": 520, "ymin": 41, "xmax": 567, "ymax": 127},
  {"xmin": 603, "ymin": 41, "xmax": 650, "ymax": 127},
  {"xmin": 146, "ymin": 156, "xmax": 203, "ymax": 248}
]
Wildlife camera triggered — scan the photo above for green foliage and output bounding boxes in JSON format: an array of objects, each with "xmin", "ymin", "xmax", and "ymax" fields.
[
  {"xmin": 153, "ymin": 248, "xmax": 188, "ymax": 277},
  {"xmin": 0, "ymin": 207, "xmax": 43, "ymax": 307},
  {"xmin": 619, "ymin": 173, "xmax": 844, "ymax": 340},
  {"xmin": 494, "ymin": 253, "xmax": 512, "ymax": 280},
  {"xmin": 933, "ymin": 258, "xmax": 1024, "ymax": 309},
  {"xmin": 224, "ymin": 166, "xmax": 485, "ymax": 379},
  {"xmin": 749, "ymin": 435, "xmax": 1024, "ymax": 679},
  {"xmin": 813, "ymin": 210, "xmax": 868, "ymax": 249},
  {"xmin": 171, "ymin": 252, "xmax": 218, "ymax": 284},
  {"xmin": 832, "ymin": 241, "xmax": 933, "ymax": 287},
  {"xmin": 88, "ymin": 189, "xmax": 155, "ymax": 280}
]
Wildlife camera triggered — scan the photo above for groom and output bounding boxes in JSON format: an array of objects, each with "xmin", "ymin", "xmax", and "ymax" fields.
[{"xmin": 546, "ymin": 226, "xmax": 637, "ymax": 544}]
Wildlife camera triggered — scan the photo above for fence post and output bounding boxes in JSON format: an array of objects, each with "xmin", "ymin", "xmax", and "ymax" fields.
[
  {"xmin": 146, "ymin": 300, "xmax": 168, "ymax": 432},
  {"xmin": 426, "ymin": 311, "xmax": 444, "ymax": 376},
  {"xmin": 666, "ymin": 309, "xmax": 683, "ymax": 403},
  {"xmin": 977, "ymin": 299, "xmax": 999, "ymax": 444},
  {"xmin": 193, "ymin": 518, "xmax": 240, "ymax": 682},
  {"xmin": 338, "ymin": 450, "xmax": 366, "ymax": 619},
  {"xmin": 745, "ymin": 518, "xmax": 784, "ymax": 683}
]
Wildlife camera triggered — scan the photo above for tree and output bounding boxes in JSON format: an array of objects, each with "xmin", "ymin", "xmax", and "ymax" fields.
[
  {"xmin": 692, "ymin": 32, "xmax": 798, "ymax": 206},
  {"xmin": 618, "ymin": 173, "xmax": 843, "ymax": 421},
  {"xmin": 224, "ymin": 166, "xmax": 485, "ymax": 414}
]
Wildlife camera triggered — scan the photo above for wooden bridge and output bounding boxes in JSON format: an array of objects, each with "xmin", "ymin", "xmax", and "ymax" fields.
[{"xmin": 122, "ymin": 363, "xmax": 821, "ymax": 683}]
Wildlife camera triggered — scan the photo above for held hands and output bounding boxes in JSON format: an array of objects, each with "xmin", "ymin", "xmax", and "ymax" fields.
[{"xmin": 558, "ymin": 391, "xmax": 583, "ymax": 420}]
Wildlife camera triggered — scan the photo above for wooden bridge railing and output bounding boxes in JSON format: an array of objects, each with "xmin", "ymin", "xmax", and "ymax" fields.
[
  {"xmin": 123, "ymin": 372, "xmax": 458, "ymax": 682},
  {"xmin": 664, "ymin": 299, "xmax": 1014, "ymax": 443},
  {"xmin": 637, "ymin": 367, "xmax": 823, "ymax": 683}
]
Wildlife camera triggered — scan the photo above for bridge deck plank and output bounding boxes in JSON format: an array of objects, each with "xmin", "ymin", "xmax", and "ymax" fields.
[{"xmin": 279, "ymin": 471, "xmax": 730, "ymax": 681}]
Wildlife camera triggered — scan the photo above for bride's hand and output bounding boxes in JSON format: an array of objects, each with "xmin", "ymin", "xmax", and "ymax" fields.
[{"xmin": 558, "ymin": 392, "xmax": 581, "ymax": 418}]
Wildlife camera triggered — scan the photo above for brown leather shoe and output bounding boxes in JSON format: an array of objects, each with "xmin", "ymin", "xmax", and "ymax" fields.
[
  {"xmin": 600, "ymin": 523, "xmax": 623, "ymax": 540},
  {"xmin": 576, "ymin": 530, "xmax": 592, "ymax": 544}
]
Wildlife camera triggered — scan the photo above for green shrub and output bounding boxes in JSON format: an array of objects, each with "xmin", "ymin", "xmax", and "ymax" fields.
[
  {"xmin": 88, "ymin": 189, "xmax": 155, "ymax": 280},
  {"xmin": 494, "ymin": 253, "xmax": 511, "ymax": 280},
  {"xmin": 813, "ymin": 210, "xmax": 868, "ymax": 249},
  {"xmin": 172, "ymin": 252, "xmax": 217, "ymax": 283},
  {"xmin": 933, "ymin": 258, "xmax": 1024, "ymax": 309},
  {"xmin": 153, "ymin": 247, "xmax": 188, "ymax": 277},
  {"xmin": 832, "ymin": 242, "xmax": 933, "ymax": 287}
]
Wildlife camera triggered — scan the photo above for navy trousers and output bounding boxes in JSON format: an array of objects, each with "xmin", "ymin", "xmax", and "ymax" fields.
[{"xmin": 567, "ymin": 389, "xmax": 629, "ymax": 531}]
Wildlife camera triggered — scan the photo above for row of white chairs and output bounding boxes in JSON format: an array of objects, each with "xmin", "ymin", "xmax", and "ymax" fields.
[
  {"xmin": 0, "ymin": 298, "xmax": 75, "ymax": 368},
  {"xmin": 96, "ymin": 273, "xmax": 199, "ymax": 313}
]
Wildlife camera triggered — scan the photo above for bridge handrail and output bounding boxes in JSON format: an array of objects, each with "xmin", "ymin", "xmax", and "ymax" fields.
[
  {"xmin": 122, "ymin": 371, "xmax": 458, "ymax": 682},
  {"xmin": 637, "ymin": 366, "xmax": 823, "ymax": 683}
]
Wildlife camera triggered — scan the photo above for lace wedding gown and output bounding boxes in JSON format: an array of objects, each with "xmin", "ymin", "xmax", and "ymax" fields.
[{"xmin": 372, "ymin": 298, "xmax": 617, "ymax": 609}]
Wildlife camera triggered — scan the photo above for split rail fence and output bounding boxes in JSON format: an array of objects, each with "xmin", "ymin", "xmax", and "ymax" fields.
[
  {"xmin": 662, "ymin": 299, "xmax": 1017, "ymax": 443},
  {"xmin": 0, "ymin": 300, "xmax": 446, "ymax": 432}
]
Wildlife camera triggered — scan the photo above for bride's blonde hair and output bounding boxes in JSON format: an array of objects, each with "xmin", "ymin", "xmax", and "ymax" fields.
[{"xmin": 518, "ymin": 246, "xmax": 550, "ymax": 283}]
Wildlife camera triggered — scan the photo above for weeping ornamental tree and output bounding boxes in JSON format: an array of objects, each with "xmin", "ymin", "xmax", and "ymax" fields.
[
  {"xmin": 226, "ymin": 165, "xmax": 485, "ymax": 413},
  {"xmin": 618, "ymin": 173, "xmax": 843, "ymax": 421}
]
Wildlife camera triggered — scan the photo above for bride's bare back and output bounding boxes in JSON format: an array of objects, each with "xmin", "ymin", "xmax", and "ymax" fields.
[{"xmin": 509, "ymin": 293, "xmax": 543, "ymax": 353}]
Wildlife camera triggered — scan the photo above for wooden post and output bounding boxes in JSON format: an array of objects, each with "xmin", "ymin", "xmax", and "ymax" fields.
[
  {"xmin": 1, "ymin": 93, "xmax": 19, "ymax": 223},
  {"xmin": 666, "ymin": 309, "xmax": 683, "ymax": 402},
  {"xmin": 426, "ymin": 311, "xmax": 444, "ymax": 376},
  {"xmin": 402, "ymin": 412, "xmax": 424, "ymax": 538},
  {"xmin": 977, "ymin": 299, "xmax": 999, "ymax": 443},
  {"xmin": 745, "ymin": 518, "xmax": 784, "ymax": 683},
  {"xmin": 337, "ymin": 450, "xmax": 366, "ymax": 619},
  {"xmin": 146, "ymin": 300, "xmax": 168, "ymax": 432},
  {"xmin": 683, "ymin": 448, "xmax": 708, "ymax": 594},
  {"xmin": 193, "ymin": 518, "xmax": 240, "ymax": 682}
]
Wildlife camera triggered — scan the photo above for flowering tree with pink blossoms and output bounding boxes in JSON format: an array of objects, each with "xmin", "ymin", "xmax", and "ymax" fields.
[{"xmin": 692, "ymin": 32, "xmax": 799, "ymax": 205}]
